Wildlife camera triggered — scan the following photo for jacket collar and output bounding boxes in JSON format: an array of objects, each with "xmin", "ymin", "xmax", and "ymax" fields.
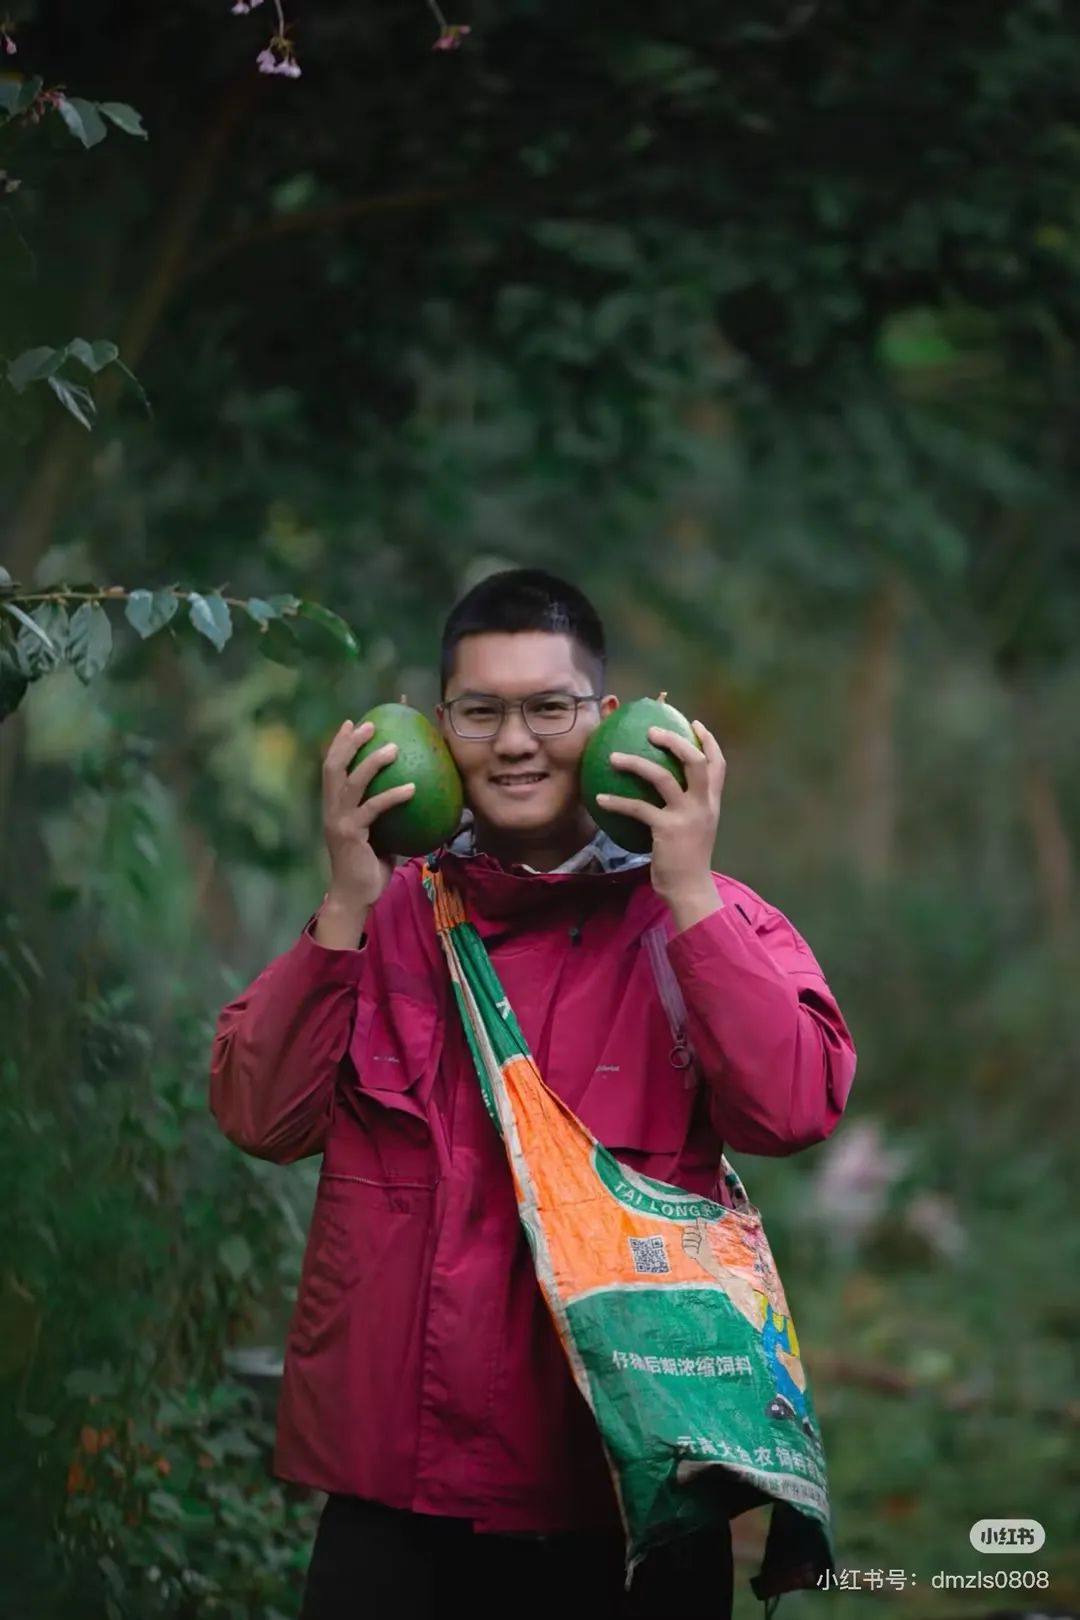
[{"xmin": 437, "ymin": 810, "xmax": 651, "ymax": 925}]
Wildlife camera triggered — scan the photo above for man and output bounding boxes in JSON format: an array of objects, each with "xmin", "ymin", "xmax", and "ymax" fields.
[{"xmin": 209, "ymin": 568, "xmax": 857, "ymax": 1619}]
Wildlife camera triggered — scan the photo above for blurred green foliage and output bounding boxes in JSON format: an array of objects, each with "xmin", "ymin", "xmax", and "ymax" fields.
[{"xmin": 2, "ymin": 0, "xmax": 1079, "ymax": 1616}]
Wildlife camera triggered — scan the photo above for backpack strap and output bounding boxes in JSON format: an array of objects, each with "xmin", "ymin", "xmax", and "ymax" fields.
[{"xmin": 641, "ymin": 922, "xmax": 698, "ymax": 1089}]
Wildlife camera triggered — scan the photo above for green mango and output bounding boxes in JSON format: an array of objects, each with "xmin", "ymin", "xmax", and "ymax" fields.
[
  {"xmin": 579, "ymin": 692, "xmax": 701, "ymax": 854},
  {"xmin": 349, "ymin": 699, "xmax": 464, "ymax": 858}
]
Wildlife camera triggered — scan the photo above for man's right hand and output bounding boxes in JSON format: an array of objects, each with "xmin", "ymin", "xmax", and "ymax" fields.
[{"xmin": 316, "ymin": 718, "xmax": 416, "ymax": 942}]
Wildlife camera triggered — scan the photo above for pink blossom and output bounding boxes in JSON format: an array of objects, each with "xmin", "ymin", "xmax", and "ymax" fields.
[
  {"xmin": 256, "ymin": 38, "xmax": 301, "ymax": 77},
  {"xmin": 902, "ymin": 1191, "xmax": 967, "ymax": 1260},
  {"xmin": 433, "ymin": 23, "xmax": 471, "ymax": 50},
  {"xmin": 810, "ymin": 1120, "xmax": 909, "ymax": 1242},
  {"xmin": 2, "ymin": 31, "xmax": 16, "ymax": 54},
  {"xmin": 232, "ymin": 2, "xmax": 251, "ymax": 13}
]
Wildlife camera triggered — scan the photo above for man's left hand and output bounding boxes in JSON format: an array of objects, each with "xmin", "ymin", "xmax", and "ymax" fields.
[{"xmin": 596, "ymin": 720, "xmax": 726, "ymax": 908}]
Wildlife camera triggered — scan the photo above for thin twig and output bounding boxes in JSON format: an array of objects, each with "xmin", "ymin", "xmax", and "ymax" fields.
[
  {"xmin": 12, "ymin": 587, "xmax": 274, "ymax": 613},
  {"xmin": 815, "ymin": 1350, "xmax": 1080, "ymax": 1425}
]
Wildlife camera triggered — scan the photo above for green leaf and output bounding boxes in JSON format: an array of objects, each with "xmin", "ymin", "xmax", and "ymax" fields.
[
  {"xmin": 21, "ymin": 602, "xmax": 69, "ymax": 665},
  {"xmin": 16, "ymin": 1412, "xmax": 55, "ymax": 1438},
  {"xmin": 144, "ymin": 1110, "xmax": 183, "ymax": 1154},
  {"xmin": 218, "ymin": 1234, "xmax": 252, "ymax": 1281},
  {"xmin": 7, "ymin": 347, "xmax": 63, "ymax": 393},
  {"xmin": 68, "ymin": 602, "xmax": 113, "ymax": 683},
  {"xmin": 217, "ymin": 1426, "xmax": 260, "ymax": 1458},
  {"xmin": 56, "ymin": 95, "xmax": 108, "ymax": 149},
  {"xmin": 295, "ymin": 600, "xmax": 361, "ymax": 660},
  {"xmin": 244, "ymin": 597, "xmax": 277, "ymax": 626},
  {"xmin": 0, "ymin": 81, "xmax": 19, "ymax": 115},
  {"xmin": 257, "ymin": 620, "xmax": 301, "ymax": 666},
  {"xmin": 2, "ymin": 603, "xmax": 59, "ymax": 668},
  {"xmin": 47, "ymin": 376, "xmax": 96, "ymax": 431},
  {"xmin": 265, "ymin": 593, "xmax": 300, "ymax": 615},
  {"xmin": 0, "ymin": 567, "xmax": 12, "ymax": 588},
  {"xmin": 112, "ymin": 358, "xmax": 152, "ymax": 416},
  {"xmin": 188, "ymin": 591, "xmax": 233, "ymax": 652},
  {"xmin": 97, "ymin": 101, "xmax": 147, "ymax": 139},
  {"xmin": 64, "ymin": 1365, "xmax": 120, "ymax": 1398},
  {"xmin": 66, "ymin": 338, "xmax": 120, "ymax": 375},
  {"xmin": 147, "ymin": 1489, "xmax": 185, "ymax": 1522},
  {"xmin": 125, "ymin": 588, "xmax": 179, "ymax": 639},
  {"xmin": 13, "ymin": 76, "xmax": 43, "ymax": 115},
  {"xmin": 98, "ymin": 1554, "xmax": 123, "ymax": 1591},
  {"xmin": 150, "ymin": 1529, "xmax": 186, "ymax": 1567},
  {"xmin": 533, "ymin": 219, "xmax": 639, "ymax": 274}
]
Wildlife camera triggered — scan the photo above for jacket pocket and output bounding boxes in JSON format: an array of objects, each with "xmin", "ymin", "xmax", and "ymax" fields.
[
  {"xmin": 342, "ymin": 990, "xmax": 442, "ymax": 1187},
  {"xmin": 288, "ymin": 1179, "xmax": 360, "ymax": 1355},
  {"xmin": 350, "ymin": 989, "xmax": 438, "ymax": 1109},
  {"xmin": 288, "ymin": 1173, "xmax": 436, "ymax": 1358}
]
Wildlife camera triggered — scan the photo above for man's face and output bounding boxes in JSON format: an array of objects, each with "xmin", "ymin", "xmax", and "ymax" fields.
[{"xmin": 437, "ymin": 631, "xmax": 618, "ymax": 840}]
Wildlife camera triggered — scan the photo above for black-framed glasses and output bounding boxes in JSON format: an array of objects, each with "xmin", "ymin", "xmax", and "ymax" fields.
[{"xmin": 445, "ymin": 690, "xmax": 602, "ymax": 741}]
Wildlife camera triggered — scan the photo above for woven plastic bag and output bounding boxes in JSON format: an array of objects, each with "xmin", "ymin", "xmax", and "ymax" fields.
[{"xmin": 424, "ymin": 860, "xmax": 836, "ymax": 1609}]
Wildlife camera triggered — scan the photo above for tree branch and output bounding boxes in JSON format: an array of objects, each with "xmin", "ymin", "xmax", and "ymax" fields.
[
  {"xmin": 815, "ymin": 1349, "xmax": 1080, "ymax": 1425},
  {"xmin": 183, "ymin": 179, "xmax": 480, "ymax": 281}
]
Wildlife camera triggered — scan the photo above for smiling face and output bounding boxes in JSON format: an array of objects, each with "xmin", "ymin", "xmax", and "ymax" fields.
[{"xmin": 436, "ymin": 630, "xmax": 618, "ymax": 870}]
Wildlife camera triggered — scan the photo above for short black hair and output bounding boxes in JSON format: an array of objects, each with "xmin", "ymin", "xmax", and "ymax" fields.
[{"xmin": 440, "ymin": 568, "xmax": 606, "ymax": 695}]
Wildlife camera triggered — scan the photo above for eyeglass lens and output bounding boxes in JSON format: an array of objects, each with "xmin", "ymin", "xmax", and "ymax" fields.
[{"xmin": 453, "ymin": 694, "xmax": 581, "ymax": 738}]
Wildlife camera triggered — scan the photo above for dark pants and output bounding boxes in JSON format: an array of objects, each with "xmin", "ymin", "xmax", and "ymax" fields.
[{"xmin": 300, "ymin": 1494, "xmax": 734, "ymax": 1620}]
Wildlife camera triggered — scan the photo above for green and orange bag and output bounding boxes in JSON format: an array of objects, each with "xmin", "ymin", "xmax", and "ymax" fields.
[{"xmin": 423, "ymin": 860, "xmax": 836, "ymax": 1611}]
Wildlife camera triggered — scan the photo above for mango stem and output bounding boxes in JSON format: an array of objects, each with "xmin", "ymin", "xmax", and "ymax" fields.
[{"xmin": 657, "ymin": 690, "xmax": 668, "ymax": 703}]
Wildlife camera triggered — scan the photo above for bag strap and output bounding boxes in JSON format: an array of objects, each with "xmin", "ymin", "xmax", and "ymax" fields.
[
  {"xmin": 423, "ymin": 853, "xmax": 753, "ymax": 1214},
  {"xmin": 641, "ymin": 920, "xmax": 753, "ymax": 1215},
  {"xmin": 641, "ymin": 922, "xmax": 698, "ymax": 1088}
]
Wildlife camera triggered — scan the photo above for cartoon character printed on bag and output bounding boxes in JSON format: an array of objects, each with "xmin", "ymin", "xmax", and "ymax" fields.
[{"xmin": 680, "ymin": 1215, "xmax": 818, "ymax": 1446}]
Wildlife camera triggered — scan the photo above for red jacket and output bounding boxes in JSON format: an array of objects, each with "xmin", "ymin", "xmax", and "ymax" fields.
[{"xmin": 209, "ymin": 847, "xmax": 856, "ymax": 1532}]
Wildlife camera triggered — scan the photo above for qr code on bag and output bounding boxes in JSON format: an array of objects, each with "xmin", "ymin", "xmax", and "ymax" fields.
[{"xmin": 628, "ymin": 1235, "xmax": 670, "ymax": 1274}]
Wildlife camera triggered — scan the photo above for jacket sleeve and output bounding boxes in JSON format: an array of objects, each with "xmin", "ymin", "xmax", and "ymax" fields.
[
  {"xmin": 665, "ymin": 882, "xmax": 856, "ymax": 1157},
  {"xmin": 208, "ymin": 904, "xmax": 369, "ymax": 1164}
]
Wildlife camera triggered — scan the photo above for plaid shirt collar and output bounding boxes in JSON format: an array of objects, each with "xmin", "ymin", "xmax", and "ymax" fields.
[{"xmin": 445, "ymin": 810, "xmax": 648, "ymax": 875}]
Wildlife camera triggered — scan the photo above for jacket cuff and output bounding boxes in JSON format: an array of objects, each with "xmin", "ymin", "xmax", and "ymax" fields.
[
  {"xmin": 293, "ymin": 907, "xmax": 369, "ymax": 977},
  {"xmin": 665, "ymin": 899, "xmax": 768, "ymax": 976}
]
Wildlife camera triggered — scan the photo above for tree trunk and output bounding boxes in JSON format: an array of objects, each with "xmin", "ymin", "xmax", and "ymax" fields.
[
  {"xmin": 0, "ymin": 708, "xmax": 26, "ymax": 891},
  {"xmin": 147, "ymin": 640, "xmax": 243, "ymax": 962},
  {"xmin": 845, "ymin": 573, "xmax": 905, "ymax": 886},
  {"xmin": 6, "ymin": 74, "xmax": 255, "ymax": 584},
  {"xmin": 1009, "ymin": 681, "xmax": 1075, "ymax": 943}
]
